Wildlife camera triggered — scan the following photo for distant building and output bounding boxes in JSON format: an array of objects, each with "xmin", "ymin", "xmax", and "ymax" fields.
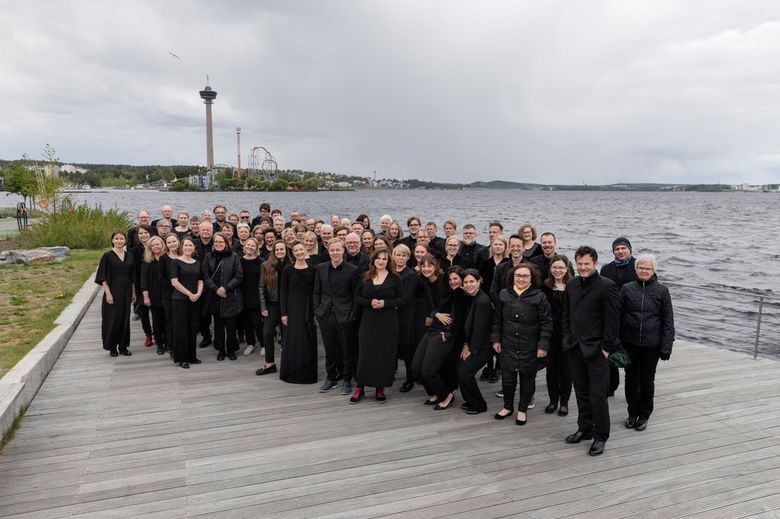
[{"xmin": 59, "ymin": 164, "xmax": 88, "ymax": 174}]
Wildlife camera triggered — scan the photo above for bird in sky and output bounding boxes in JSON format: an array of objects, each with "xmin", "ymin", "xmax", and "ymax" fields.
[{"xmin": 168, "ymin": 51, "xmax": 181, "ymax": 60}]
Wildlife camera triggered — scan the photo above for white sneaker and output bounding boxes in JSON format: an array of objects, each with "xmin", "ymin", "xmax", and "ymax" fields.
[
  {"xmin": 243, "ymin": 345, "xmax": 255, "ymax": 356},
  {"xmin": 259, "ymin": 346, "xmax": 265, "ymax": 356},
  {"xmin": 528, "ymin": 396, "xmax": 535, "ymax": 409}
]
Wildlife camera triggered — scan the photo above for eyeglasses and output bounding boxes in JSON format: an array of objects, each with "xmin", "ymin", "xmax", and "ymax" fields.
[{"xmin": 514, "ymin": 274, "xmax": 531, "ymax": 279}]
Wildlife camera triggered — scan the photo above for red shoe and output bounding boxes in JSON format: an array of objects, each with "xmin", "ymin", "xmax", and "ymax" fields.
[
  {"xmin": 144, "ymin": 334, "xmax": 153, "ymax": 347},
  {"xmin": 349, "ymin": 386, "xmax": 365, "ymax": 404},
  {"xmin": 376, "ymin": 387, "xmax": 386, "ymax": 403}
]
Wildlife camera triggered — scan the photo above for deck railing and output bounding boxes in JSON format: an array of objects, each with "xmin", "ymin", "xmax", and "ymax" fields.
[{"xmin": 665, "ymin": 281, "xmax": 779, "ymax": 360}]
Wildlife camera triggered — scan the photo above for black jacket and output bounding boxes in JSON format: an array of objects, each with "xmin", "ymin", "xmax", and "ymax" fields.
[
  {"xmin": 491, "ymin": 287, "xmax": 552, "ymax": 373},
  {"xmin": 489, "ymin": 259, "xmax": 523, "ymax": 303},
  {"xmin": 202, "ymin": 251, "xmax": 244, "ymax": 318},
  {"xmin": 562, "ymin": 272, "xmax": 620, "ymax": 358},
  {"xmin": 463, "ymin": 290, "xmax": 493, "ymax": 354},
  {"xmin": 620, "ymin": 275, "xmax": 675, "ymax": 355},
  {"xmin": 601, "ymin": 257, "xmax": 638, "ymax": 289},
  {"xmin": 458, "ymin": 242, "xmax": 484, "ymax": 269},
  {"xmin": 140, "ymin": 259, "xmax": 164, "ymax": 307},
  {"xmin": 313, "ymin": 261, "xmax": 359, "ymax": 324},
  {"xmin": 344, "ymin": 251, "xmax": 369, "ymax": 275}
]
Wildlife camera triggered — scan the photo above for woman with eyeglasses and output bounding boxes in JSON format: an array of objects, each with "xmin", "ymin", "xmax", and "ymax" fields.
[
  {"xmin": 542, "ymin": 255, "xmax": 574, "ymax": 416},
  {"xmin": 492, "ymin": 263, "xmax": 552, "ymax": 425}
]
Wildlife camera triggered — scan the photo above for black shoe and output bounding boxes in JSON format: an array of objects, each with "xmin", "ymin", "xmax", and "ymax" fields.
[
  {"xmin": 109, "ymin": 350, "xmax": 118, "ymax": 357},
  {"xmin": 399, "ymin": 380, "xmax": 414, "ymax": 393},
  {"xmin": 217, "ymin": 351, "xmax": 226, "ymax": 361},
  {"xmin": 488, "ymin": 372, "xmax": 500, "ymax": 383},
  {"xmin": 180, "ymin": 362, "xmax": 190, "ymax": 369},
  {"xmin": 433, "ymin": 396, "xmax": 454, "ymax": 411},
  {"xmin": 565, "ymin": 431, "xmax": 593, "ymax": 444},
  {"xmin": 156, "ymin": 346, "xmax": 165, "ymax": 355},
  {"xmin": 558, "ymin": 405, "xmax": 569, "ymax": 417},
  {"xmin": 464, "ymin": 406, "xmax": 484, "ymax": 415},
  {"xmin": 198, "ymin": 338, "xmax": 212, "ymax": 349},
  {"xmin": 255, "ymin": 364, "xmax": 277, "ymax": 375},
  {"xmin": 479, "ymin": 369, "xmax": 491, "ymax": 381},
  {"xmin": 625, "ymin": 416, "xmax": 638, "ymax": 429},
  {"xmin": 228, "ymin": 353, "xmax": 237, "ymax": 361},
  {"xmin": 634, "ymin": 418, "xmax": 648, "ymax": 431},
  {"xmin": 516, "ymin": 412, "xmax": 527, "ymax": 426},
  {"xmin": 190, "ymin": 358, "xmax": 202, "ymax": 364},
  {"xmin": 424, "ymin": 398, "xmax": 438, "ymax": 406},
  {"xmin": 119, "ymin": 350, "xmax": 132, "ymax": 356},
  {"xmin": 494, "ymin": 409, "xmax": 512, "ymax": 420},
  {"xmin": 545, "ymin": 402, "xmax": 557, "ymax": 414},
  {"xmin": 588, "ymin": 440, "xmax": 606, "ymax": 456}
]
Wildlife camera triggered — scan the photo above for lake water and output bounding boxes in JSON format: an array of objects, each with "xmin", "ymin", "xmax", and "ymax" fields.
[{"xmin": 4, "ymin": 189, "xmax": 779, "ymax": 357}]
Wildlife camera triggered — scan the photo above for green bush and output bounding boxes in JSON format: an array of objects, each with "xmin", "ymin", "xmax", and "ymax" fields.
[{"xmin": 19, "ymin": 204, "xmax": 131, "ymax": 250}]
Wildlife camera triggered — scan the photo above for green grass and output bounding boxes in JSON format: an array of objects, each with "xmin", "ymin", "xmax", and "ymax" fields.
[
  {"xmin": 0, "ymin": 249, "xmax": 103, "ymax": 379},
  {"xmin": 19, "ymin": 205, "xmax": 130, "ymax": 250}
]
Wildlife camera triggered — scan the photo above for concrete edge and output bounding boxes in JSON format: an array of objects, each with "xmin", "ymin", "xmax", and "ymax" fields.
[{"xmin": 0, "ymin": 269, "xmax": 99, "ymax": 441}]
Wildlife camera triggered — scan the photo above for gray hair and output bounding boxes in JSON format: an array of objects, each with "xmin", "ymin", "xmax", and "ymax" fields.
[
  {"xmin": 236, "ymin": 222, "xmax": 251, "ymax": 230},
  {"xmin": 380, "ymin": 214, "xmax": 392, "ymax": 223},
  {"xmin": 635, "ymin": 254, "xmax": 657, "ymax": 271}
]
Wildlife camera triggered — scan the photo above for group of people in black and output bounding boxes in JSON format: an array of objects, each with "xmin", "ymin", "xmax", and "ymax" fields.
[{"xmin": 96, "ymin": 202, "xmax": 675, "ymax": 456}]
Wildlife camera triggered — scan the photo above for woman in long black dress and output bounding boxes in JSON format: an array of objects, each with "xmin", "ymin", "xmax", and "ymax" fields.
[
  {"xmin": 95, "ymin": 231, "xmax": 135, "ymax": 357},
  {"xmin": 256, "ymin": 240, "xmax": 290, "ymax": 376},
  {"xmin": 240, "ymin": 238, "xmax": 264, "ymax": 356},
  {"xmin": 141, "ymin": 236, "xmax": 168, "ymax": 355},
  {"xmin": 202, "ymin": 233, "xmax": 244, "ymax": 361},
  {"xmin": 279, "ymin": 241, "xmax": 317, "ymax": 384},
  {"xmin": 161, "ymin": 233, "xmax": 181, "ymax": 358},
  {"xmin": 170, "ymin": 237, "xmax": 204, "ymax": 368},
  {"xmin": 351, "ymin": 249, "xmax": 403, "ymax": 403},
  {"xmin": 131, "ymin": 224, "xmax": 154, "ymax": 347},
  {"xmin": 393, "ymin": 244, "xmax": 418, "ymax": 393},
  {"xmin": 478, "ymin": 235, "xmax": 509, "ymax": 382},
  {"xmin": 542, "ymin": 255, "xmax": 574, "ymax": 417}
]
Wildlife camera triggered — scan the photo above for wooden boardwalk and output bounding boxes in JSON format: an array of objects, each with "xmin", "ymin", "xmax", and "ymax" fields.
[{"xmin": 1, "ymin": 297, "xmax": 779, "ymax": 518}]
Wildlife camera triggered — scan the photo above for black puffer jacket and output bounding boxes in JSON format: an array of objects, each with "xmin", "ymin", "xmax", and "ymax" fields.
[
  {"xmin": 620, "ymin": 275, "xmax": 675, "ymax": 355},
  {"xmin": 202, "ymin": 250, "xmax": 244, "ymax": 318},
  {"xmin": 491, "ymin": 287, "xmax": 552, "ymax": 374}
]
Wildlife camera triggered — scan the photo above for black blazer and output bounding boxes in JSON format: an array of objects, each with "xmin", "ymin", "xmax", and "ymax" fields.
[
  {"xmin": 562, "ymin": 272, "xmax": 620, "ymax": 358},
  {"xmin": 463, "ymin": 290, "xmax": 493, "ymax": 354},
  {"xmin": 313, "ymin": 261, "xmax": 359, "ymax": 324}
]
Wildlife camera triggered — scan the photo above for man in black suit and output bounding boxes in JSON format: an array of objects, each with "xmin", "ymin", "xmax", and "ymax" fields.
[
  {"xmin": 562, "ymin": 245, "xmax": 620, "ymax": 456},
  {"xmin": 344, "ymin": 233, "xmax": 369, "ymax": 275},
  {"xmin": 601, "ymin": 236, "xmax": 639, "ymax": 397},
  {"xmin": 313, "ymin": 238, "xmax": 360, "ymax": 395}
]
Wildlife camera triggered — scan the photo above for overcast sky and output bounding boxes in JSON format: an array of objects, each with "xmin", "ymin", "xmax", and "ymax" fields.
[{"xmin": 2, "ymin": 1, "xmax": 780, "ymax": 184}]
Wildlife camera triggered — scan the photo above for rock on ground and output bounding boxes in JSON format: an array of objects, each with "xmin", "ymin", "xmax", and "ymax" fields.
[{"xmin": 0, "ymin": 247, "xmax": 70, "ymax": 266}]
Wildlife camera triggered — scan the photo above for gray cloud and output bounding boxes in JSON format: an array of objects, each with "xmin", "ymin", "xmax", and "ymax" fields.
[{"xmin": 2, "ymin": 1, "xmax": 780, "ymax": 183}]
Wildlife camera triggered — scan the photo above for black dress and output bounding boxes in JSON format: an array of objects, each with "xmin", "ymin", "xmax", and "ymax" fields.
[
  {"xmin": 170, "ymin": 258, "xmax": 203, "ymax": 363},
  {"xmin": 355, "ymin": 273, "xmax": 403, "ymax": 388},
  {"xmin": 240, "ymin": 256, "xmax": 264, "ymax": 347},
  {"xmin": 95, "ymin": 250, "xmax": 135, "ymax": 353},
  {"xmin": 396, "ymin": 267, "xmax": 418, "ymax": 362},
  {"xmin": 279, "ymin": 264, "xmax": 317, "ymax": 384}
]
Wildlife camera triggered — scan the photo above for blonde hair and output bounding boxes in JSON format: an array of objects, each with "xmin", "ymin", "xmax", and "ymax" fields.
[
  {"xmin": 489, "ymin": 235, "xmax": 509, "ymax": 260},
  {"xmin": 143, "ymin": 236, "xmax": 167, "ymax": 263}
]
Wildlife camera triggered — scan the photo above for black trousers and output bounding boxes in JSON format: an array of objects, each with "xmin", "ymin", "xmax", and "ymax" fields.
[
  {"xmin": 501, "ymin": 364, "xmax": 537, "ymax": 412},
  {"xmin": 149, "ymin": 306, "xmax": 166, "ymax": 348},
  {"xmin": 458, "ymin": 348, "xmax": 494, "ymax": 412},
  {"xmin": 199, "ymin": 313, "xmax": 212, "ymax": 342},
  {"xmin": 262, "ymin": 304, "xmax": 282, "ymax": 363},
  {"xmin": 241, "ymin": 307, "xmax": 263, "ymax": 347},
  {"xmin": 138, "ymin": 305, "xmax": 151, "ymax": 336},
  {"xmin": 172, "ymin": 299, "xmax": 199, "ymax": 363},
  {"xmin": 609, "ymin": 365, "xmax": 620, "ymax": 393},
  {"xmin": 411, "ymin": 331, "xmax": 455, "ymax": 401},
  {"xmin": 567, "ymin": 347, "xmax": 611, "ymax": 441},
  {"xmin": 213, "ymin": 315, "xmax": 239, "ymax": 354},
  {"xmin": 624, "ymin": 343, "xmax": 660, "ymax": 420},
  {"xmin": 319, "ymin": 313, "xmax": 353, "ymax": 381},
  {"xmin": 162, "ymin": 292, "xmax": 173, "ymax": 351},
  {"xmin": 546, "ymin": 340, "xmax": 572, "ymax": 406}
]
